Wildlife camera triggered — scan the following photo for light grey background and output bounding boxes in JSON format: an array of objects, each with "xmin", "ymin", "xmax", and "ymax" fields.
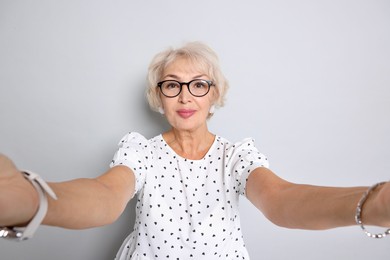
[{"xmin": 0, "ymin": 0, "xmax": 389, "ymax": 259}]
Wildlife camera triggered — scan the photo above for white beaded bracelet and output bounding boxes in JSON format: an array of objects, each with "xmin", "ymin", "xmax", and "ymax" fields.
[
  {"xmin": 0, "ymin": 170, "xmax": 57, "ymax": 241},
  {"xmin": 355, "ymin": 181, "xmax": 390, "ymax": 238}
]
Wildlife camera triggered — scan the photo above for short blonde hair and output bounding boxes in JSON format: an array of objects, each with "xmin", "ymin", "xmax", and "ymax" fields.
[{"xmin": 146, "ymin": 42, "xmax": 229, "ymax": 112}]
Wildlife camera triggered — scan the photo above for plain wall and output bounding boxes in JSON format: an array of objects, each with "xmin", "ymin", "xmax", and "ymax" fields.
[{"xmin": 0, "ymin": 0, "xmax": 389, "ymax": 259}]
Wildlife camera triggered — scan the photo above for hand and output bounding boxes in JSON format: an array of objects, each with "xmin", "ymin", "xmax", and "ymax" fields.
[
  {"xmin": 363, "ymin": 181, "xmax": 390, "ymax": 228},
  {"xmin": 0, "ymin": 153, "xmax": 19, "ymax": 177},
  {"xmin": 375, "ymin": 181, "xmax": 390, "ymax": 227},
  {"xmin": 0, "ymin": 154, "xmax": 39, "ymax": 226}
]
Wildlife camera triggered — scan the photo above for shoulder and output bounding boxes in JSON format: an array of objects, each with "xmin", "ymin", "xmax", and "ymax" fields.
[
  {"xmin": 117, "ymin": 132, "xmax": 161, "ymax": 148},
  {"xmin": 111, "ymin": 132, "xmax": 162, "ymax": 165},
  {"xmin": 118, "ymin": 132, "xmax": 148, "ymax": 145},
  {"xmin": 217, "ymin": 135, "xmax": 269, "ymax": 168},
  {"xmin": 216, "ymin": 135, "xmax": 259, "ymax": 152}
]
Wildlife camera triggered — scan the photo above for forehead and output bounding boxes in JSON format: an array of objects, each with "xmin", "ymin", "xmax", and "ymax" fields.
[{"xmin": 162, "ymin": 57, "xmax": 209, "ymax": 78}]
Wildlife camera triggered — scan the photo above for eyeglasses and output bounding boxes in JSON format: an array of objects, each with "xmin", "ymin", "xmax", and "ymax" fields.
[{"xmin": 157, "ymin": 79, "xmax": 213, "ymax": 98}]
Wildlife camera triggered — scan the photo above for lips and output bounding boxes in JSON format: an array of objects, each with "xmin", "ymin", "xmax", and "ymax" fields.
[{"xmin": 177, "ymin": 109, "xmax": 196, "ymax": 118}]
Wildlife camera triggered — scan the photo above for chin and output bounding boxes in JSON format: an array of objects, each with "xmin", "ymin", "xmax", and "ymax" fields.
[{"xmin": 172, "ymin": 121, "xmax": 207, "ymax": 132}]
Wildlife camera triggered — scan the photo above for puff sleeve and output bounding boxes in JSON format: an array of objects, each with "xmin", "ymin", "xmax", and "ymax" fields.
[
  {"xmin": 110, "ymin": 132, "xmax": 150, "ymax": 196},
  {"xmin": 226, "ymin": 138, "xmax": 269, "ymax": 197}
]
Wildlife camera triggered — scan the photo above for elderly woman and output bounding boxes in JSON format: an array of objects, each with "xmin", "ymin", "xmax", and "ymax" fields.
[{"xmin": 0, "ymin": 42, "xmax": 389, "ymax": 259}]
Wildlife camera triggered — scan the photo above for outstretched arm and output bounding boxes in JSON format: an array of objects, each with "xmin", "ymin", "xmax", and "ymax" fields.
[
  {"xmin": 0, "ymin": 154, "xmax": 135, "ymax": 230},
  {"xmin": 246, "ymin": 167, "xmax": 390, "ymax": 230}
]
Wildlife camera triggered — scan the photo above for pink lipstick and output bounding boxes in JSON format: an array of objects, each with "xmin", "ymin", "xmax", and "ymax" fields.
[{"xmin": 177, "ymin": 109, "xmax": 196, "ymax": 119}]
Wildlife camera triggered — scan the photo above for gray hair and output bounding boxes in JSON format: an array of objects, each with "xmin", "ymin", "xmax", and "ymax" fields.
[{"xmin": 146, "ymin": 42, "xmax": 229, "ymax": 112}]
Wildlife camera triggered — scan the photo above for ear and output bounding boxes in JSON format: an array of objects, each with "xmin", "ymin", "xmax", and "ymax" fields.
[
  {"xmin": 209, "ymin": 105, "xmax": 215, "ymax": 114},
  {"xmin": 158, "ymin": 107, "xmax": 165, "ymax": 114}
]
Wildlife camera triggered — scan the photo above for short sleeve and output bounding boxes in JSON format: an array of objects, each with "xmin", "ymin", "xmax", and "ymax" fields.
[
  {"xmin": 227, "ymin": 138, "xmax": 269, "ymax": 196},
  {"xmin": 110, "ymin": 132, "xmax": 150, "ymax": 195}
]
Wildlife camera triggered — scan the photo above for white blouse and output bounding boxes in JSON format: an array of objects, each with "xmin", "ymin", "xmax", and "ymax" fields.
[{"xmin": 110, "ymin": 132, "xmax": 269, "ymax": 260}]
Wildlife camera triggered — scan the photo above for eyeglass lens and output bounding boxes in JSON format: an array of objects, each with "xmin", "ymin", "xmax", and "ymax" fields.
[{"xmin": 159, "ymin": 80, "xmax": 211, "ymax": 97}]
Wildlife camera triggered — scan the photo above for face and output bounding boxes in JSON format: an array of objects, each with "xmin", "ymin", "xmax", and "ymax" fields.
[{"xmin": 159, "ymin": 58, "xmax": 216, "ymax": 132}]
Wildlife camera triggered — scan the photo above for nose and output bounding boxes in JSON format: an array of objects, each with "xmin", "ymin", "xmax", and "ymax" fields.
[{"xmin": 178, "ymin": 84, "xmax": 192, "ymax": 103}]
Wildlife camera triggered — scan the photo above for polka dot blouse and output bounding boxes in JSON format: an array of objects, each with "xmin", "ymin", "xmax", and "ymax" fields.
[{"xmin": 110, "ymin": 132, "xmax": 269, "ymax": 260}]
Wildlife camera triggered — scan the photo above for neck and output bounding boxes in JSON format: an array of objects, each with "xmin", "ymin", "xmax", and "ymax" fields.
[{"xmin": 163, "ymin": 127, "xmax": 215, "ymax": 160}]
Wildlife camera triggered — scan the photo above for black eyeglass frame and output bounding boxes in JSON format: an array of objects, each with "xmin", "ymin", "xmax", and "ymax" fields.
[{"xmin": 157, "ymin": 79, "xmax": 214, "ymax": 98}]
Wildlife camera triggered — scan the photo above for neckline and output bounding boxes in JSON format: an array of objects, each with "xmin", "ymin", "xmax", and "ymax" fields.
[{"xmin": 159, "ymin": 134, "xmax": 218, "ymax": 162}]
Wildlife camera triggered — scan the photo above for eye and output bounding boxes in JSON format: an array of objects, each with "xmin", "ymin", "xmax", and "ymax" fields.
[
  {"xmin": 164, "ymin": 81, "xmax": 180, "ymax": 89},
  {"xmin": 193, "ymin": 81, "xmax": 208, "ymax": 89}
]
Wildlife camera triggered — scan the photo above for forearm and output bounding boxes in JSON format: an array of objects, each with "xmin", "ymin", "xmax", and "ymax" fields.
[
  {"xmin": 43, "ymin": 166, "xmax": 135, "ymax": 229},
  {"xmin": 247, "ymin": 168, "xmax": 388, "ymax": 230},
  {"xmin": 0, "ymin": 155, "xmax": 134, "ymax": 230},
  {"xmin": 268, "ymin": 184, "xmax": 366, "ymax": 229},
  {"xmin": 44, "ymin": 178, "xmax": 126, "ymax": 229}
]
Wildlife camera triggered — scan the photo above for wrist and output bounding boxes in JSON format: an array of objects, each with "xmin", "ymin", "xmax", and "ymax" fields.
[
  {"xmin": 0, "ymin": 170, "xmax": 57, "ymax": 240},
  {"xmin": 18, "ymin": 172, "xmax": 40, "ymax": 226},
  {"xmin": 0, "ymin": 171, "xmax": 38, "ymax": 226},
  {"xmin": 361, "ymin": 183, "xmax": 389, "ymax": 226},
  {"xmin": 355, "ymin": 181, "xmax": 390, "ymax": 238}
]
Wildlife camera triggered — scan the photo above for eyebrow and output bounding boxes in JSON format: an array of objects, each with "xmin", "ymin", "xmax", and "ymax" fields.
[{"xmin": 162, "ymin": 74, "xmax": 207, "ymax": 80}]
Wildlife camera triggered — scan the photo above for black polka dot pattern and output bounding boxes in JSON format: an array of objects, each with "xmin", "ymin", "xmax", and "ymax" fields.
[{"xmin": 111, "ymin": 132, "xmax": 269, "ymax": 260}]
